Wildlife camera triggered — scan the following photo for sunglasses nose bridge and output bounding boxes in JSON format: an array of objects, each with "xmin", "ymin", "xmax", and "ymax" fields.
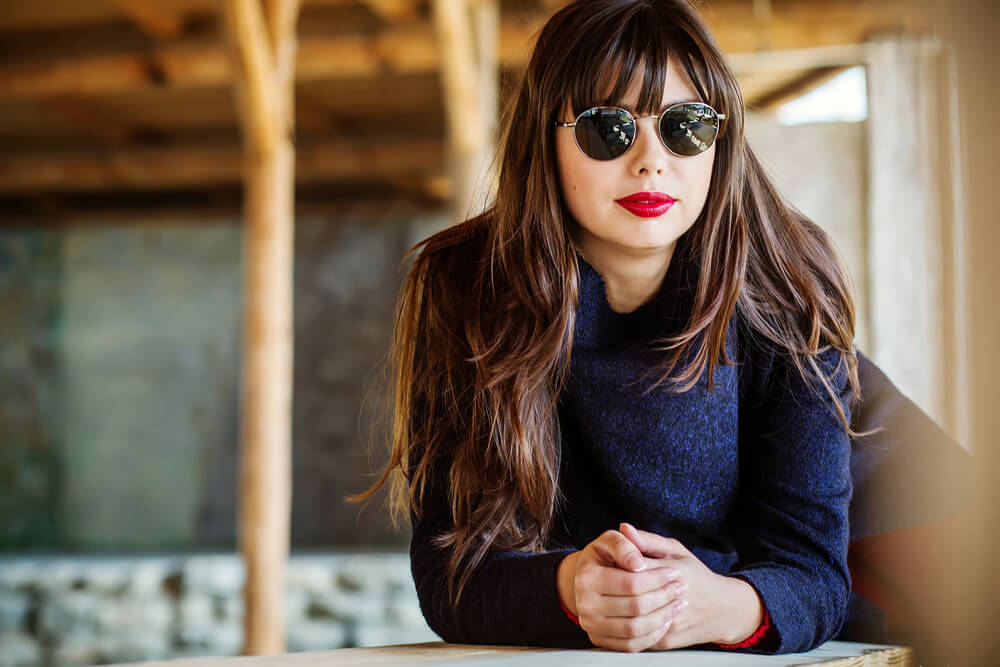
[{"xmin": 630, "ymin": 113, "xmax": 673, "ymax": 161}]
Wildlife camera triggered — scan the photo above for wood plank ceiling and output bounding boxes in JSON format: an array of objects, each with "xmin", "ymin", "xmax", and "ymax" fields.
[{"xmin": 0, "ymin": 0, "xmax": 924, "ymax": 216}]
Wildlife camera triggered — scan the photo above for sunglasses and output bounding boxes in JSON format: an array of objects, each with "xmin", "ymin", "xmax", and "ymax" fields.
[{"xmin": 554, "ymin": 102, "xmax": 725, "ymax": 160}]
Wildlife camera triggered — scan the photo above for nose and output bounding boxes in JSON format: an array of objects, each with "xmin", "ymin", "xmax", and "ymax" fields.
[{"xmin": 627, "ymin": 116, "xmax": 670, "ymax": 176}]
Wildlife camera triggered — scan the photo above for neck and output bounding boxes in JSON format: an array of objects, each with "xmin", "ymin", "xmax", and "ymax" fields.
[{"xmin": 572, "ymin": 230, "xmax": 675, "ymax": 314}]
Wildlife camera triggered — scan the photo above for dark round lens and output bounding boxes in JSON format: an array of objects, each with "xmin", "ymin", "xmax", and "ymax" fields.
[
  {"xmin": 575, "ymin": 108, "xmax": 635, "ymax": 160},
  {"xmin": 659, "ymin": 103, "xmax": 720, "ymax": 156}
]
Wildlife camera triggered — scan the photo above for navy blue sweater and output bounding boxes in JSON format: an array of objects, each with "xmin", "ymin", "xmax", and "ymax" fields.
[{"xmin": 410, "ymin": 248, "xmax": 853, "ymax": 654}]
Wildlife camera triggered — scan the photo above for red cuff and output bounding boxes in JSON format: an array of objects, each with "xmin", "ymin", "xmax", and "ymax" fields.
[
  {"xmin": 560, "ymin": 599, "xmax": 581, "ymax": 625},
  {"xmin": 714, "ymin": 606, "xmax": 774, "ymax": 650}
]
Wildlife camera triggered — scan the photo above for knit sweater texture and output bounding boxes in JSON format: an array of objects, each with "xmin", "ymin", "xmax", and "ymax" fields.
[{"xmin": 409, "ymin": 246, "xmax": 853, "ymax": 654}]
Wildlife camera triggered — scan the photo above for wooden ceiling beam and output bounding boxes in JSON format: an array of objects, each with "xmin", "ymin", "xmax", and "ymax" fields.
[
  {"xmin": 0, "ymin": 140, "xmax": 443, "ymax": 192},
  {"xmin": 0, "ymin": 1, "xmax": 927, "ymax": 100},
  {"xmin": 0, "ymin": 0, "xmax": 391, "ymax": 31},
  {"xmin": 39, "ymin": 95, "xmax": 137, "ymax": 143},
  {"xmin": 109, "ymin": 0, "xmax": 185, "ymax": 40},
  {"xmin": 749, "ymin": 65, "xmax": 850, "ymax": 111},
  {"xmin": 360, "ymin": 0, "xmax": 421, "ymax": 22}
]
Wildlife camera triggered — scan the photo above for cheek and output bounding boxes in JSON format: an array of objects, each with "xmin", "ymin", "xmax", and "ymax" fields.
[
  {"xmin": 690, "ymin": 150, "xmax": 716, "ymax": 196},
  {"xmin": 556, "ymin": 135, "xmax": 590, "ymax": 197},
  {"xmin": 698, "ymin": 147, "xmax": 716, "ymax": 183}
]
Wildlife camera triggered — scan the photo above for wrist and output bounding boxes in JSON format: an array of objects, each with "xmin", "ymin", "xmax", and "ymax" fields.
[
  {"xmin": 557, "ymin": 551, "xmax": 581, "ymax": 616},
  {"xmin": 717, "ymin": 576, "xmax": 764, "ymax": 645}
]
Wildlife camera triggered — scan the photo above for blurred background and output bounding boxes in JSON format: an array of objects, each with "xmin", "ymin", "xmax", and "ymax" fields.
[{"xmin": 0, "ymin": 0, "xmax": 996, "ymax": 665}]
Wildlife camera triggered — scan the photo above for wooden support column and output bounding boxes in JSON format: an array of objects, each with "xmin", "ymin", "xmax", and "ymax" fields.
[
  {"xmin": 222, "ymin": 0, "xmax": 301, "ymax": 656},
  {"xmin": 432, "ymin": 0, "xmax": 497, "ymax": 222}
]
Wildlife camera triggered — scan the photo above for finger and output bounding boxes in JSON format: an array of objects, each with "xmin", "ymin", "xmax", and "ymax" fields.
[
  {"xmin": 600, "ymin": 580, "xmax": 688, "ymax": 617},
  {"xmin": 648, "ymin": 598, "xmax": 691, "ymax": 650},
  {"xmin": 641, "ymin": 556, "xmax": 679, "ymax": 570},
  {"xmin": 581, "ymin": 564, "xmax": 681, "ymax": 596},
  {"xmin": 587, "ymin": 615, "xmax": 674, "ymax": 652},
  {"xmin": 593, "ymin": 529, "xmax": 646, "ymax": 572},
  {"xmin": 586, "ymin": 600, "xmax": 675, "ymax": 641},
  {"xmin": 619, "ymin": 522, "xmax": 689, "ymax": 559}
]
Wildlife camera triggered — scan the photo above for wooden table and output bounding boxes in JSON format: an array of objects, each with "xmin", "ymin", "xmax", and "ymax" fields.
[{"xmin": 130, "ymin": 641, "xmax": 914, "ymax": 666}]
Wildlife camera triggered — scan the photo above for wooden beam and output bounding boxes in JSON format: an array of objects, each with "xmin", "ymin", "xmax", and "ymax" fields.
[
  {"xmin": 263, "ymin": 0, "xmax": 301, "ymax": 51},
  {"xmin": 293, "ymin": 91, "xmax": 335, "ymax": 132},
  {"xmin": 223, "ymin": 0, "xmax": 302, "ymax": 656},
  {"xmin": 727, "ymin": 43, "xmax": 870, "ymax": 73},
  {"xmin": 39, "ymin": 95, "xmax": 136, "ymax": 143},
  {"xmin": 109, "ymin": 0, "xmax": 185, "ymax": 40},
  {"xmin": 0, "ymin": 140, "xmax": 442, "ymax": 192},
  {"xmin": 360, "ymin": 0, "xmax": 420, "ymax": 21},
  {"xmin": 433, "ymin": 0, "xmax": 482, "ymax": 156},
  {"xmin": 748, "ymin": 65, "xmax": 849, "ymax": 111},
  {"xmin": 224, "ymin": 0, "xmax": 279, "ymax": 155},
  {"xmin": 433, "ymin": 0, "xmax": 495, "ymax": 219},
  {"xmin": 0, "ymin": 0, "xmax": 394, "ymax": 31},
  {"xmin": 0, "ymin": 1, "xmax": 929, "ymax": 100}
]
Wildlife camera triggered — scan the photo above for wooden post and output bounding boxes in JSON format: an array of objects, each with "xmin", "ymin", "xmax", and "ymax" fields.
[
  {"xmin": 432, "ymin": 0, "xmax": 497, "ymax": 222},
  {"xmin": 222, "ymin": 0, "xmax": 301, "ymax": 655}
]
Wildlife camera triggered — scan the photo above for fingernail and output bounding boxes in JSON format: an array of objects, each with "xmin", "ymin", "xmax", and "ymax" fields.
[{"xmin": 626, "ymin": 554, "xmax": 645, "ymax": 571}]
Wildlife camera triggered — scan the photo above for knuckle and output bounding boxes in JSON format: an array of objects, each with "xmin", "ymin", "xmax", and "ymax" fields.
[
  {"xmin": 623, "ymin": 619, "xmax": 640, "ymax": 637},
  {"xmin": 624, "ymin": 638, "xmax": 645, "ymax": 653},
  {"xmin": 628, "ymin": 597, "xmax": 643, "ymax": 616}
]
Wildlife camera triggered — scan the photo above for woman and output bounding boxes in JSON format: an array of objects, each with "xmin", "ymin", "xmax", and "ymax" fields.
[{"xmin": 356, "ymin": 0, "xmax": 870, "ymax": 654}]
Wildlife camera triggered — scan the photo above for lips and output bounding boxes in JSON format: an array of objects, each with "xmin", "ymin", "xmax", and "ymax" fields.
[{"xmin": 615, "ymin": 192, "xmax": 677, "ymax": 218}]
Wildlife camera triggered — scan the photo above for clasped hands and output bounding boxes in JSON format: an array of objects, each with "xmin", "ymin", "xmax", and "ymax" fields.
[{"xmin": 556, "ymin": 522, "xmax": 763, "ymax": 652}]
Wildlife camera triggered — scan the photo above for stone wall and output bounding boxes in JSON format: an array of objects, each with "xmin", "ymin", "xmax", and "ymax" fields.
[
  {"xmin": 0, "ymin": 209, "xmax": 448, "ymax": 553},
  {"xmin": 0, "ymin": 553, "xmax": 438, "ymax": 667}
]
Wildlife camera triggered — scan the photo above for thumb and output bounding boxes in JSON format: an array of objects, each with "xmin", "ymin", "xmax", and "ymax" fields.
[
  {"xmin": 620, "ymin": 522, "xmax": 687, "ymax": 559},
  {"xmin": 595, "ymin": 529, "xmax": 647, "ymax": 572}
]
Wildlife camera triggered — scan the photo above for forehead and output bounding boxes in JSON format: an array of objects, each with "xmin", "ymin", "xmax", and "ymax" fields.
[{"xmin": 564, "ymin": 56, "xmax": 702, "ymax": 115}]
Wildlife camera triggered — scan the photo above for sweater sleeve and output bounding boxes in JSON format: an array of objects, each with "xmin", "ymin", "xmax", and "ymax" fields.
[
  {"xmin": 729, "ymin": 345, "xmax": 853, "ymax": 653},
  {"xmin": 409, "ymin": 468, "xmax": 591, "ymax": 647}
]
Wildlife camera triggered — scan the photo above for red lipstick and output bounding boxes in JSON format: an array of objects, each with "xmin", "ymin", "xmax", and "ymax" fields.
[{"xmin": 615, "ymin": 192, "xmax": 676, "ymax": 218}]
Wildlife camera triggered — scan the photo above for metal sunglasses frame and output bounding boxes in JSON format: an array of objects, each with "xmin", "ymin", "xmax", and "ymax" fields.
[{"xmin": 554, "ymin": 102, "xmax": 726, "ymax": 159}]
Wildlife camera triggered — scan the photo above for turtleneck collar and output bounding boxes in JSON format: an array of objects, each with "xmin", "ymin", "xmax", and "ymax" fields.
[{"xmin": 573, "ymin": 242, "xmax": 696, "ymax": 350}]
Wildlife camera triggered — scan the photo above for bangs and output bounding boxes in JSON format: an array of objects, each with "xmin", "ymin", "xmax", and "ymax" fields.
[{"xmin": 557, "ymin": 2, "xmax": 715, "ymax": 117}]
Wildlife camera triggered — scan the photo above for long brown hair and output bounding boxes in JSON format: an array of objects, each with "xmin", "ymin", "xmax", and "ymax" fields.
[{"xmin": 350, "ymin": 0, "xmax": 861, "ymax": 604}]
